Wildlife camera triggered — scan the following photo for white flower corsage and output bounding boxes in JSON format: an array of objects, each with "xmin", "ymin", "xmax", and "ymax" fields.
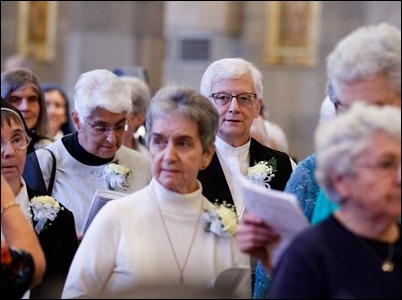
[
  {"xmin": 30, "ymin": 196, "xmax": 64, "ymax": 234},
  {"xmin": 204, "ymin": 201, "xmax": 238, "ymax": 238},
  {"xmin": 247, "ymin": 158, "xmax": 277, "ymax": 189},
  {"xmin": 103, "ymin": 161, "xmax": 131, "ymax": 191}
]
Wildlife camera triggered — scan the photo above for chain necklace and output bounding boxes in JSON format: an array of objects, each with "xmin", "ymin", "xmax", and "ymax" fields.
[
  {"xmin": 356, "ymin": 236, "xmax": 395, "ymax": 273},
  {"xmin": 381, "ymin": 242, "xmax": 395, "ymax": 272},
  {"xmin": 155, "ymin": 197, "xmax": 203, "ymax": 285},
  {"xmin": 335, "ymin": 211, "xmax": 396, "ymax": 273}
]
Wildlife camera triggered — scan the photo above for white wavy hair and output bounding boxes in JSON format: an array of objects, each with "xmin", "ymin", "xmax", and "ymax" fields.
[{"xmin": 74, "ymin": 69, "xmax": 131, "ymax": 123}]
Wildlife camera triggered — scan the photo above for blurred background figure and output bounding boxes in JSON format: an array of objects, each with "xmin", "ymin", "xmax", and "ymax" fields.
[
  {"xmin": 1, "ymin": 174, "xmax": 46, "ymax": 299},
  {"xmin": 258, "ymin": 104, "xmax": 289, "ymax": 153},
  {"xmin": 121, "ymin": 76, "xmax": 151, "ymax": 157},
  {"xmin": 4, "ymin": 54, "xmax": 33, "ymax": 71},
  {"xmin": 250, "ymin": 115, "xmax": 271, "ymax": 149},
  {"xmin": 42, "ymin": 83, "xmax": 74, "ymax": 140},
  {"xmin": 238, "ymin": 103, "xmax": 401, "ymax": 299},
  {"xmin": 113, "ymin": 66, "xmax": 150, "ymax": 85},
  {"xmin": 312, "ymin": 22, "xmax": 401, "ymax": 225},
  {"xmin": 1, "ymin": 68, "xmax": 52, "ymax": 151}
]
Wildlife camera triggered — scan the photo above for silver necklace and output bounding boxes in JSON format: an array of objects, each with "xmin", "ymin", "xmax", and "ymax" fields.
[{"xmin": 155, "ymin": 198, "xmax": 203, "ymax": 285}]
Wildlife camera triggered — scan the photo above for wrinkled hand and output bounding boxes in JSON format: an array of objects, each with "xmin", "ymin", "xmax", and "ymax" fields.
[{"xmin": 236, "ymin": 212, "xmax": 279, "ymax": 272}]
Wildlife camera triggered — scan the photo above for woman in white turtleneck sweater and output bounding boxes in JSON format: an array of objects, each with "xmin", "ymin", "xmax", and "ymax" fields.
[{"xmin": 62, "ymin": 86, "xmax": 251, "ymax": 299}]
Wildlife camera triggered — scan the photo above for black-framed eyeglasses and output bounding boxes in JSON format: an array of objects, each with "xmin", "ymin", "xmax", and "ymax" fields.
[
  {"xmin": 210, "ymin": 92, "xmax": 257, "ymax": 107},
  {"xmin": 1, "ymin": 132, "xmax": 32, "ymax": 152},
  {"xmin": 85, "ymin": 120, "xmax": 127, "ymax": 137}
]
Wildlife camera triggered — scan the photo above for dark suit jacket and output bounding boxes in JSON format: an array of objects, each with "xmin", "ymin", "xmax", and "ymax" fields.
[
  {"xmin": 198, "ymin": 138, "xmax": 293, "ymax": 208},
  {"xmin": 27, "ymin": 188, "xmax": 79, "ymax": 299}
]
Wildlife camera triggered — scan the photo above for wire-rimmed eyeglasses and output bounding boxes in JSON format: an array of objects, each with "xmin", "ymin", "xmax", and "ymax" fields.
[
  {"xmin": 1, "ymin": 132, "xmax": 32, "ymax": 152},
  {"xmin": 210, "ymin": 92, "xmax": 257, "ymax": 107},
  {"xmin": 85, "ymin": 120, "xmax": 127, "ymax": 137}
]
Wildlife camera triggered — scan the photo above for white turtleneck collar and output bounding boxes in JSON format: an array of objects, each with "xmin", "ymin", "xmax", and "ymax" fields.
[{"xmin": 151, "ymin": 178, "xmax": 204, "ymax": 215}]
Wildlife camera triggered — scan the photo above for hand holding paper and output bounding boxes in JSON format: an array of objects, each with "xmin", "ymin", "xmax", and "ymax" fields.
[{"xmin": 236, "ymin": 174, "xmax": 310, "ymax": 267}]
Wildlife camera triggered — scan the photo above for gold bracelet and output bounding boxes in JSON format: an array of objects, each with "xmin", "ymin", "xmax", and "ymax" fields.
[{"xmin": 1, "ymin": 201, "xmax": 20, "ymax": 215}]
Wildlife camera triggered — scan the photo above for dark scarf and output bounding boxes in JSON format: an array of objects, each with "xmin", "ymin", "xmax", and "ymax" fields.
[{"xmin": 62, "ymin": 132, "xmax": 114, "ymax": 166}]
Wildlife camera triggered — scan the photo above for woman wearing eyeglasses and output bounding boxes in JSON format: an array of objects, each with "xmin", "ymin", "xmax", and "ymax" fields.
[
  {"xmin": 62, "ymin": 85, "xmax": 251, "ymax": 299},
  {"xmin": 238, "ymin": 102, "xmax": 401, "ymax": 299},
  {"xmin": 197, "ymin": 58, "xmax": 295, "ymax": 292},
  {"xmin": 198, "ymin": 57, "xmax": 295, "ymax": 216},
  {"xmin": 23, "ymin": 69, "xmax": 152, "ymax": 236},
  {"xmin": 1, "ymin": 98, "xmax": 78, "ymax": 299}
]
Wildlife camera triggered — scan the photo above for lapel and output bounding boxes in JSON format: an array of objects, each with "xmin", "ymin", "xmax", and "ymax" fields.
[
  {"xmin": 198, "ymin": 138, "xmax": 292, "ymax": 206},
  {"xmin": 249, "ymin": 138, "xmax": 268, "ymax": 165},
  {"xmin": 198, "ymin": 138, "xmax": 266, "ymax": 206},
  {"xmin": 249, "ymin": 138, "xmax": 293, "ymax": 190},
  {"xmin": 197, "ymin": 153, "xmax": 234, "ymax": 206}
]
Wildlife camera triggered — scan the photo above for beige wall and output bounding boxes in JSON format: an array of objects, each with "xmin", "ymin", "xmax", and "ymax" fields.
[{"xmin": 1, "ymin": 1, "xmax": 401, "ymax": 160}]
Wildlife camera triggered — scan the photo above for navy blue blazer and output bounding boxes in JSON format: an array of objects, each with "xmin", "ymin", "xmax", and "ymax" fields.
[{"xmin": 198, "ymin": 138, "xmax": 293, "ymax": 208}]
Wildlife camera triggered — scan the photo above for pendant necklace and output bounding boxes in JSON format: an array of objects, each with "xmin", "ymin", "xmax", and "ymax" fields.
[
  {"xmin": 356, "ymin": 236, "xmax": 395, "ymax": 273},
  {"xmin": 381, "ymin": 242, "xmax": 395, "ymax": 272},
  {"xmin": 337, "ymin": 212, "xmax": 396, "ymax": 273},
  {"xmin": 155, "ymin": 197, "xmax": 203, "ymax": 285}
]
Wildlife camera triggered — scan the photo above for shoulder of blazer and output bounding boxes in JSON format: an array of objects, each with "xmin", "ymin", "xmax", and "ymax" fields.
[{"xmin": 250, "ymin": 138, "xmax": 291, "ymax": 163}]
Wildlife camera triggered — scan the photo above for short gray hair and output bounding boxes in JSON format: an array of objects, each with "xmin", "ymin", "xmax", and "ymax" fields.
[
  {"xmin": 74, "ymin": 69, "xmax": 131, "ymax": 123},
  {"xmin": 120, "ymin": 76, "xmax": 151, "ymax": 114},
  {"xmin": 146, "ymin": 85, "xmax": 218, "ymax": 152},
  {"xmin": 315, "ymin": 102, "xmax": 401, "ymax": 203},
  {"xmin": 200, "ymin": 58, "xmax": 263, "ymax": 100},
  {"xmin": 327, "ymin": 22, "xmax": 401, "ymax": 101}
]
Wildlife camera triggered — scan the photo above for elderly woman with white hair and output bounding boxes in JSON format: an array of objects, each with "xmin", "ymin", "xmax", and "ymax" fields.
[
  {"xmin": 265, "ymin": 102, "xmax": 401, "ymax": 298},
  {"xmin": 23, "ymin": 69, "xmax": 152, "ymax": 235}
]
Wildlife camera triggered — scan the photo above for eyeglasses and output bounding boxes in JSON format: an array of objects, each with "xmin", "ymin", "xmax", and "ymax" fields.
[
  {"xmin": 355, "ymin": 157, "xmax": 401, "ymax": 174},
  {"xmin": 210, "ymin": 92, "xmax": 257, "ymax": 107},
  {"xmin": 85, "ymin": 120, "xmax": 127, "ymax": 137},
  {"xmin": 1, "ymin": 133, "xmax": 32, "ymax": 152}
]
